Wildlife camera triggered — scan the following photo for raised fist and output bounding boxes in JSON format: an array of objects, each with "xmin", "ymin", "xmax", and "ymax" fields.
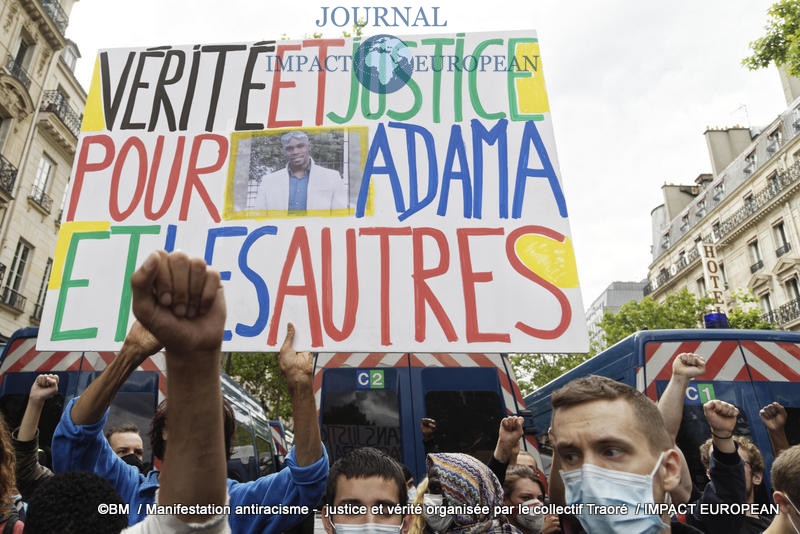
[
  {"xmin": 759, "ymin": 402, "xmax": 787, "ymax": 432},
  {"xmin": 703, "ymin": 399, "xmax": 738, "ymax": 435},
  {"xmin": 672, "ymin": 353, "xmax": 706, "ymax": 379},
  {"xmin": 29, "ymin": 374, "xmax": 59, "ymax": 402}
]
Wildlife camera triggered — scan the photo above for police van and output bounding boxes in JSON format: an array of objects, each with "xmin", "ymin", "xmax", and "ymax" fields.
[
  {"xmin": 0, "ymin": 327, "xmax": 283, "ymax": 482},
  {"xmin": 525, "ymin": 329, "xmax": 800, "ymax": 491},
  {"xmin": 314, "ymin": 351, "xmax": 540, "ymax": 482}
]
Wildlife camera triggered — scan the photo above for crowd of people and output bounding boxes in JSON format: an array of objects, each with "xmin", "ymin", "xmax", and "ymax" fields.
[{"xmin": 0, "ymin": 251, "xmax": 796, "ymax": 534}]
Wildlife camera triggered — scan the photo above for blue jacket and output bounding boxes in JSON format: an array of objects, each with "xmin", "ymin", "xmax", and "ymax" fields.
[{"xmin": 52, "ymin": 397, "xmax": 328, "ymax": 532}]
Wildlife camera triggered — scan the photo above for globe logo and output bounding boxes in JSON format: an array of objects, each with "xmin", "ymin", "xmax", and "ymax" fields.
[{"xmin": 354, "ymin": 34, "xmax": 414, "ymax": 94}]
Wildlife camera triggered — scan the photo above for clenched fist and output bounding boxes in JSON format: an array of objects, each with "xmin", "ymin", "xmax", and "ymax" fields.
[{"xmin": 672, "ymin": 353, "xmax": 706, "ymax": 379}]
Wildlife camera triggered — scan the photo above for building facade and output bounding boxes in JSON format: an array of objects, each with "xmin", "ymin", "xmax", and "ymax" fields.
[
  {"xmin": 646, "ymin": 70, "xmax": 800, "ymax": 331},
  {"xmin": 0, "ymin": 0, "xmax": 83, "ymax": 341},
  {"xmin": 585, "ymin": 281, "xmax": 647, "ymax": 348}
]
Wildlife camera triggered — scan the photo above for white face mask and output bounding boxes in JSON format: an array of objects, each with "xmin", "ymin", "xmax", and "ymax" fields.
[
  {"xmin": 332, "ymin": 521, "xmax": 404, "ymax": 534},
  {"xmin": 407, "ymin": 486, "xmax": 417, "ymax": 504},
  {"xmin": 515, "ymin": 499, "xmax": 544, "ymax": 534},
  {"xmin": 423, "ymin": 493, "xmax": 453, "ymax": 533}
]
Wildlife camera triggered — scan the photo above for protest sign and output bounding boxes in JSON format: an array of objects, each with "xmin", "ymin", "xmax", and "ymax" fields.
[{"xmin": 38, "ymin": 30, "xmax": 589, "ymax": 352}]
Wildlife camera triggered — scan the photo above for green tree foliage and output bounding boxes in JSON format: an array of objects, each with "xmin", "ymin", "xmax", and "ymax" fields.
[
  {"xmin": 726, "ymin": 290, "xmax": 777, "ymax": 330},
  {"xmin": 226, "ymin": 352, "xmax": 293, "ymax": 425},
  {"xmin": 744, "ymin": 0, "xmax": 800, "ymax": 76},
  {"xmin": 509, "ymin": 351, "xmax": 594, "ymax": 396},
  {"xmin": 599, "ymin": 289, "xmax": 714, "ymax": 348}
]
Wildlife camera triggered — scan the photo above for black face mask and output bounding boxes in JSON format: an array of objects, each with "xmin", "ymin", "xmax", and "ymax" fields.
[{"xmin": 120, "ymin": 453, "xmax": 147, "ymax": 474}]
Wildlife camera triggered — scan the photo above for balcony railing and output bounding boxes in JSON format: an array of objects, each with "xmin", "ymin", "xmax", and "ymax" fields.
[
  {"xmin": 776, "ymin": 243, "xmax": 792, "ymax": 257},
  {"xmin": 40, "ymin": 0, "xmax": 68, "ymax": 36},
  {"xmin": 31, "ymin": 301, "xmax": 44, "ymax": 321},
  {"xmin": 651, "ymin": 247, "xmax": 701, "ymax": 292},
  {"xmin": 0, "ymin": 286, "xmax": 26, "ymax": 312},
  {"xmin": 5, "ymin": 55, "xmax": 31, "ymax": 89},
  {"xmin": 0, "ymin": 156, "xmax": 18, "ymax": 196},
  {"xmin": 750, "ymin": 259, "xmax": 764, "ymax": 273},
  {"xmin": 40, "ymin": 90, "xmax": 81, "ymax": 137},
  {"xmin": 717, "ymin": 162, "xmax": 800, "ymax": 242},
  {"xmin": 0, "ymin": 264, "xmax": 5, "ymax": 287},
  {"xmin": 761, "ymin": 297, "xmax": 800, "ymax": 327},
  {"xmin": 29, "ymin": 185, "xmax": 53, "ymax": 212}
]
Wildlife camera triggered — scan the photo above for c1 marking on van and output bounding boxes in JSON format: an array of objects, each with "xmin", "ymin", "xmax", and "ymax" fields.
[{"xmin": 685, "ymin": 383, "xmax": 716, "ymax": 404}]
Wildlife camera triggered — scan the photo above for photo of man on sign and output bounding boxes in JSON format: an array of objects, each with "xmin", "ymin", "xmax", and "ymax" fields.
[{"xmin": 251, "ymin": 130, "xmax": 348, "ymax": 214}]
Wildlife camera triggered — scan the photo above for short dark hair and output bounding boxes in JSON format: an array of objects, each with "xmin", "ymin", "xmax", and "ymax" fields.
[
  {"xmin": 503, "ymin": 465, "xmax": 545, "ymax": 501},
  {"xmin": 551, "ymin": 375, "xmax": 672, "ymax": 454},
  {"xmin": 25, "ymin": 472, "xmax": 128, "ymax": 534},
  {"xmin": 150, "ymin": 398, "xmax": 235, "ymax": 461},
  {"xmin": 326, "ymin": 447, "xmax": 407, "ymax": 507},
  {"xmin": 105, "ymin": 422, "xmax": 140, "ymax": 441}
]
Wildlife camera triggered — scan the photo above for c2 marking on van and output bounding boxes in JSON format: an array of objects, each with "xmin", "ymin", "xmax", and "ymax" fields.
[{"xmin": 356, "ymin": 369, "xmax": 384, "ymax": 389}]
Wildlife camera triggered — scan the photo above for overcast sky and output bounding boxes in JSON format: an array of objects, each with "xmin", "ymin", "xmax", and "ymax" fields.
[{"xmin": 65, "ymin": 0, "xmax": 787, "ymax": 310}]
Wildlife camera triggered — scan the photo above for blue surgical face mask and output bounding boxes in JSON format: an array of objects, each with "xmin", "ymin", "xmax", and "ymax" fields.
[
  {"xmin": 407, "ymin": 486, "xmax": 417, "ymax": 504},
  {"xmin": 332, "ymin": 521, "xmax": 404, "ymax": 534},
  {"xmin": 560, "ymin": 451, "xmax": 669, "ymax": 534}
]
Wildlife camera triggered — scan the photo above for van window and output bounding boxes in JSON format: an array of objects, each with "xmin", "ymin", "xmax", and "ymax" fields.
[
  {"xmin": 784, "ymin": 407, "xmax": 800, "ymax": 446},
  {"xmin": 424, "ymin": 390, "xmax": 503, "ymax": 464},
  {"xmin": 105, "ymin": 391, "xmax": 158, "ymax": 463},
  {"xmin": 321, "ymin": 390, "xmax": 402, "ymax": 464},
  {"xmin": 256, "ymin": 434, "xmax": 275, "ymax": 476}
]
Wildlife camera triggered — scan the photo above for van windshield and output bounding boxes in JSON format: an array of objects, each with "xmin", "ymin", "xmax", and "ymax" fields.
[
  {"xmin": 424, "ymin": 390, "xmax": 503, "ymax": 464},
  {"xmin": 322, "ymin": 390, "xmax": 402, "ymax": 464}
]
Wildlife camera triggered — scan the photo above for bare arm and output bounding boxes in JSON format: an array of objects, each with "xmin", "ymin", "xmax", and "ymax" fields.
[
  {"xmin": 760, "ymin": 402, "xmax": 790, "ymax": 456},
  {"xmin": 492, "ymin": 416, "xmax": 524, "ymax": 464},
  {"xmin": 18, "ymin": 374, "xmax": 59, "ymax": 442},
  {"xmin": 279, "ymin": 324, "xmax": 323, "ymax": 467},
  {"xmin": 70, "ymin": 321, "xmax": 161, "ymax": 426},
  {"xmin": 131, "ymin": 250, "xmax": 226, "ymax": 523},
  {"xmin": 658, "ymin": 353, "xmax": 706, "ymax": 440},
  {"xmin": 704, "ymin": 400, "xmax": 738, "ymax": 454}
]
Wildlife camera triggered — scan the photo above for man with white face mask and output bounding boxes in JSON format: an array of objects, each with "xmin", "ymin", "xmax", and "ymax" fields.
[
  {"xmin": 322, "ymin": 447, "xmax": 410, "ymax": 534},
  {"xmin": 765, "ymin": 445, "xmax": 800, "ymax": 534},
  {"xmin": 548, "ymin": 375, "xmax": 706, "ymax": 533}
]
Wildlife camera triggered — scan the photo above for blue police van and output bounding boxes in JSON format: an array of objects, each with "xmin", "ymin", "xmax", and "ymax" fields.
[
  {"xmin": 525, "ymin": 329, "xmax": 800, "ymax": 491},
  {"xmin": 0, "ymin": 327, "xmax": 282, "ymax": 482}
]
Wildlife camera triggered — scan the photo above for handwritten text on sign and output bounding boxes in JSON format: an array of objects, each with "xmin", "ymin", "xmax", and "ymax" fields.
[{"xmin": 39, "ymin": 31, "xmax": 589, "ymax": 352}]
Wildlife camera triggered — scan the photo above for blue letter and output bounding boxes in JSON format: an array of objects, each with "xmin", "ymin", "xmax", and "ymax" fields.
[
  {"xmin": 236, "ymin": 225, "xmax": 277, "ymax": 337},
  {"xmin": 356, "ymin": 123, "xmax": 406, "ymax": 217},
  {"xmin": 471, "ymin": 119, "xmax": 508, "ymax": 218},
  {"xmin": 389, "ymin": 121, "xmax": 438, "ymax": 221},
  {"xmin": 512, "ymin": 120, "xmax": 567, "ymax": 218},
  {"xmin": 437, "ymin": 124, "xmax": 472, "ymax": 217}
]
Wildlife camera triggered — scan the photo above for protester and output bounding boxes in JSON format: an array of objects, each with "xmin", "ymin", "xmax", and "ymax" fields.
[
  {"xmin": 699, "ymin": 435, "xmax": 772, "ymax": 531},
  {"xmin": 105, "ymin": 423, "xmax": 145, "ymax": 471},
  {"xmin": 547, "ymin": 374, "xmax": 750, "ymax": 533},
  {"xmin": 764, "ymin": 445, "xmax": 800, "ymax": 534},
  {"xmin": 321, "ymin": 447, "xmax": 409, "ymax": 534},
  {"xmin": 52, "ymin": 250, "xmax": 329, "ymax": 533},
  {"xmin": 121, "ymin": 248, "xmax": 230, "ymax": 533},
  {"xmin": 12, "ymin": 374, "xmax": 58, "ymax": 500},
  {"xmin": 0, "ymin": 415, "xmax": 22, "ymax": 533},
  {"xmin": 424, "ymin": 452, "xmax": 521, "ymax": 534},
  {"xmin": 488, "ymin": 416, "xmax": 524, "ymax": 484},
  {"xmin": 502, "ymin": 466, "xmax": 559, "ymax": 534},
  {"xmin": 23, "ymin": 471, "xmax": 128, "ymax": 533},
  {"xmin": 761, "ymin": 402, "xmax": 790, "ymax": 456}
]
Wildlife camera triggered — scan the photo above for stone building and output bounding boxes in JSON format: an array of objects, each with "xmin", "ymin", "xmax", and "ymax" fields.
[
  {"xmin": 0, "ymin": 0, "xmax": 83, "ymax": 341},
  {"xmin": 585, "ymin": 281, "xmax": 647, "ymax": 347},
  {"xmin": 646, "ymin": 70, "xmax": 800, "ymax": 331}
]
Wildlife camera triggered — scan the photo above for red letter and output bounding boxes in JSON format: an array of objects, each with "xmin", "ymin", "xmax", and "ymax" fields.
[
  {"xmin": 321, "ymin": 227, "xmax": 359, "ymax": 341},
  {"xmin": 412, "ymin": 227, "xmax": 457, "ymax": 342},
  {"xmin": 180, "ymin": 134, "xmax": 226, "ymax": 222},
  {"xmin": 457, "ymin": 228, "xmax": 509, "ymax": 343},
  {"xmin": 267, "ymin": 44, "xmax": 303, "ymax": 128},
  {"xmin": 303, "ymin": 39, "xmax": 345, "ymax": 126},
  {"xmin": 145, "ymin": 136, "xmax": 184, "ymax": 220},
  {"xmin": 505, "ymin": 226, "xmax": 572, "ymax": 339},
  {"xmin": 267, "ymin": 227, "xmax": 323, "ymax": 347},
  {"xmin": 359, "ymin": 227, "xmax": 412, "ymax": 346},
  {"xmin": 109, "ymin": 137, "xmax": 147, "ymax": 221},
  {"xmin": 68, "ymin": 135, "xmax": 115, "ymax": 221}
]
